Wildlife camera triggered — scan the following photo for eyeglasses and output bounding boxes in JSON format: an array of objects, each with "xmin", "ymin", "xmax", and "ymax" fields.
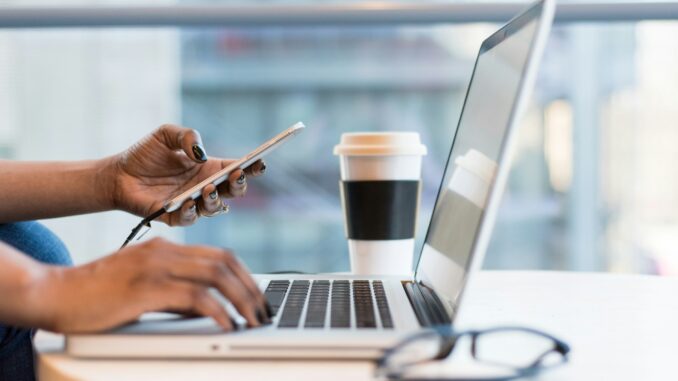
[{"xmin": 376, "ymin": 325, "xmax": 570, "ymax": 381}]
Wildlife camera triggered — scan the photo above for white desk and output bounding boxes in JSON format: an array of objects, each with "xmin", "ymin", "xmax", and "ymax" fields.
[{"xmin": 36, "ymin": 271, "xmax": 678, "ymax": 380}]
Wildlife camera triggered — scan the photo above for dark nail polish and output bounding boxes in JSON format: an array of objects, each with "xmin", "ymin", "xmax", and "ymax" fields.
[
  {"xmin": 230, "ymin": 318, "xmax": 240, "ymax": 331},
  {"xmin": 209, "ymin": 190, "xmax": 218, "ymax": 200},
  {"xmin": 260, "ymin": 163, "xmax": 267, "ymax": 173},
  {"xmin": 264, "ymin": 301, "xmax": 274, "ymax": 318},
  {"xmin": 256, "ymin": 308, "xmax": 271, "ymax": 325},
  {"xmin": 191, "ymin": 144, "xmax": 207, "ymax": 162},
  {"xmin": 256, "ymin": 308, "xmax": 265, "ymax": 324},
  {"xmin": 237, "ymin": 173, "xmax": 246, "ymax": 185}
]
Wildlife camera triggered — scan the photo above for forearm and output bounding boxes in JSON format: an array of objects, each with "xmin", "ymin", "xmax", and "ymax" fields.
[
  {"xmin": 0, "ymin": 158, "xmax": 116, "ymax": 223},
  {"xmin": 0, "ymin": 242, "xmax": 54, "ymax": 329}
]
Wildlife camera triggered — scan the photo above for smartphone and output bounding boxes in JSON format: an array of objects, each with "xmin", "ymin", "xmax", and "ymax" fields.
[{"xmin": 163, "ymin": 121, "xmax": 305, "ymax": 213}]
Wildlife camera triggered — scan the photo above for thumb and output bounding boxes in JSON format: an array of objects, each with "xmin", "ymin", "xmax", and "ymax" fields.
[
  {"xmin": 157, "ymin": 124, "xmax": 207, "ymax": 163},
  {"xmin": 189, "ymin": 139, "xmax": 208, "ymax": 163}
]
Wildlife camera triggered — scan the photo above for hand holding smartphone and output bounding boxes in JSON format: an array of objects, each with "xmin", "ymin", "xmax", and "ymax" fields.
[
  {"xmin": 120, "ymin": 121, "xmax": 305, "ymax": 248},
  {"xmin": 164, "ymin": 121, "xmax": 305, "ymax": 213}
]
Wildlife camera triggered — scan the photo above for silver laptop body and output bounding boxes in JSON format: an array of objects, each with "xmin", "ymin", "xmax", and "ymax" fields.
[{"xmin": 66, "ymin": 0, "xmax": 555, "ymax": 359}]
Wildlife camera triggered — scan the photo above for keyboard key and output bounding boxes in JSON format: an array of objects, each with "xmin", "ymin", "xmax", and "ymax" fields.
[
  {"xmin": 353, "ymin": 280, "xmax": 376, "ymax": 328},
  {"xmin": 373, "ymin": 281, "xmax": 393, "ymax": 329},
  {"xmin": 331, "ymin": 280, "xmax": 351, "ymax": 328},
  {"xmin": 264, "ymin": 280, "xmax": 290, "ymax": 316},
  {"xmin": 265, "ymin": 291, "xmax": 287, "ymax": 315},
  {"xmin": 278, "ymin": 280, "xmax": 309, "ymax": 328},
  {"xmin": 304, "ymin": 280, "xmax": 330, "ymax": 328}
]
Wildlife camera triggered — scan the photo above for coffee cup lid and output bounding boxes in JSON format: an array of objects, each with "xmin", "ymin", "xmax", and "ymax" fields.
[{"xmin": 333, "ymin": 132, "xmax": 427, "ymax": 156}]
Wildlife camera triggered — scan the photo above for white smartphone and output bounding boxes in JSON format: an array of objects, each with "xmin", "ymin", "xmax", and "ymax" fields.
[{"xmin": 163, "ymin": 121, "xmax": 305, "ymax": 213}]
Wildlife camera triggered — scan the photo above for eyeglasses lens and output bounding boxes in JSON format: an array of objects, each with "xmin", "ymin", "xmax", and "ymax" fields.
[
  {"xmin": 474, "ymin": 330, "xmax": 560, "ymax": 368},
  {"xmin": 383, "ymin": 331, "xmax": 447, "ymax": 371}
]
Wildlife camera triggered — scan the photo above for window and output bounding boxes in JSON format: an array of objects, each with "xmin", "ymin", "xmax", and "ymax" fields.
[{"xmin": 1, "ymin": 4, "xmax": 676, "ymax": 275}]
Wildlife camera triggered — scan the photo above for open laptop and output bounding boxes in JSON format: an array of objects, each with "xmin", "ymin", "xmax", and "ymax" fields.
[{"xmin": 66, "ymin": 0, "xmax": 554, "ymax": 359}]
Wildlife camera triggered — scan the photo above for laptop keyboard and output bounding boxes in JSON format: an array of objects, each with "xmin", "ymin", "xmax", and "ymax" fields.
[{"xmin": 264, "ymin": 279, "xmax": 393, "ymax": 329}]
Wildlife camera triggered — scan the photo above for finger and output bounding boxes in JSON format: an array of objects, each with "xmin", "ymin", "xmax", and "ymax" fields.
[
  {"xmin": 199, "ymin": 184, "xmax": 222, "ymax": 214},
  {"xmin": 157, "ymin": 124, "xmax": 207, "ymax": 163},
  {"xmin": 208, "ymin": 267, "xmax": 262, "ymax": 328},
  {"xmin": 164, "ymin": 247, "xmax": 261, "ymax": 327},
  {"xmin": 244, "ymin": 160, "xmax": 266, "ymax": 178},
  {"xmin": 216, "ymin": 159, "xmax": 264, "ymax": 180},
  {"xmin": 169, "ymin": 200, "xmax": 198, "ymax": 227},
  {"xmin": 217, "ymin": 169, "xmax": 247, "ymax": 198},
  {"xmin": 225, "ymin": 256, "xmax": 270, "ymax": 318},
  {"xmin": 187, "ymin": 247, "xmax": 268, "ymax": 322},
  {"xmin": 158, "ymin": 281, "xmax": 234, "ymax": 331},
  {"xmin": 230, "ymin": 169, "xmax": 247, "ymax": 198}
]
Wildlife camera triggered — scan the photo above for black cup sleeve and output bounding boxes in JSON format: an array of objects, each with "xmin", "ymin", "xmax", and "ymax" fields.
[{"xmin": 340, "ymin": 180, "xmax": 420, "ymax": 240}]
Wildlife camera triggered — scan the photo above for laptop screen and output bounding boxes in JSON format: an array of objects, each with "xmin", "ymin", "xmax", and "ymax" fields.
[{"xmin": 415, "ymin": 2, "xmax": 547, "ymax": 317}]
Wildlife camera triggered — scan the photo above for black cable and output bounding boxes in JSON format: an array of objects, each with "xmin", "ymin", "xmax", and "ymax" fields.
[{"xmin": 120, "ymin": 207, "xmax": 166, "ymax": 249}]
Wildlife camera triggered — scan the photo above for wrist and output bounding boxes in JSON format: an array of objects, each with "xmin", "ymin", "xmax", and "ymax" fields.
[{"xmin": 94, "ymin": 155, "xmax": 122, "ymax": 211}]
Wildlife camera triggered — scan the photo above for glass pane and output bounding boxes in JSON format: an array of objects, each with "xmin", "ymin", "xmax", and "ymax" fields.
[
  {"xmin": 486, "ymin": 22, "xmax": 675, "ymax": 274},
  {"xmin": 0, "ymin": 28, "xmax": 181, "ymax": 256},
  {"xmin": 2, "ymin": 20, "xmax": 677, "ymax": 276},
  {"xmin": 180, "ymin": 24, "xmax": 489, "ymax": 272}
]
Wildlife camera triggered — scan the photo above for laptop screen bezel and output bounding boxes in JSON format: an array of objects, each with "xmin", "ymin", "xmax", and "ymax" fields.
[{"xmin": 413, "ymin": 0, "xmax": 553, "ymax": 320}]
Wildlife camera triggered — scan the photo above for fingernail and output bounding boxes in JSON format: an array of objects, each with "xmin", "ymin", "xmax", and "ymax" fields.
[
  {"xmin": 237, "ymin": 173, "xmax": 246, "ymax": 185},
  {"xmin": 209, "ymin": 190, "xmax": 218, "ymax": 200},
  {"xmin": 189, "ymin": 204, "xmax": 197, "ymax": 214},
  {"xmin": 256, "ymin": 308, "xmax": 271, "ymax": 325},
  {"xmin": 264, "ymin": 301, "xmax": 274, "ymax": 318},
  {"xmin": 230, "ymin": 318, "xmax": 240, "ymax": 331},
  {"xmin": 192, "ymin": 144, "xmax": 207, "ymax": 162},
  {"xmin": 260, "ymin": 163, "xmax": 267, "ymax": 173}
]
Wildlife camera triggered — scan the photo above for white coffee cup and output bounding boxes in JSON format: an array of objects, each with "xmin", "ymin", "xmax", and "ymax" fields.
[{"xmin": 334, "ymin": 132, "xmax": 427, "ymax": 275}]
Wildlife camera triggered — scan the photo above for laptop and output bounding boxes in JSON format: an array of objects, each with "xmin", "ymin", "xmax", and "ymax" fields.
[{"xmin": 66, "ymin": 0, "xmax": 554, "ymax": 359}]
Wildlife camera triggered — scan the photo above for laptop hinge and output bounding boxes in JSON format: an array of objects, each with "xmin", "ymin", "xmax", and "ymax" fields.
[{"xmin": 403, "ymin": 281, "xmax": 452, "ymax": 327}]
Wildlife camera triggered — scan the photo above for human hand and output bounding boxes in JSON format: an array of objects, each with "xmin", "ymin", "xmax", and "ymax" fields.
[
  {"xmin": 105, "ymin": 124, "xmax": 266, "ymax": 226},
  {"xmin": 35, "ymin": 238, "xmax": 270, "ymax": 333}
]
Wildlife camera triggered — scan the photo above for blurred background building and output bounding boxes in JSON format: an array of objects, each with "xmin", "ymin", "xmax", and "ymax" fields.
[{"xmin": 0, "ymin": 0, "xmax": 677, "ymax": 275}]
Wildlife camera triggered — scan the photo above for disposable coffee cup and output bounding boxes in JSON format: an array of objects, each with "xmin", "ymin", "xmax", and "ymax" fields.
[{"xmin": 334, "ymin": 132, "xmax": 427, "ymax": 275}]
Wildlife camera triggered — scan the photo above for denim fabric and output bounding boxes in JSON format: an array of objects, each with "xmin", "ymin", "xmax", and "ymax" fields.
[{"xmin": 0, "ymin": 222, "xmax": 71, "ymax": 381}]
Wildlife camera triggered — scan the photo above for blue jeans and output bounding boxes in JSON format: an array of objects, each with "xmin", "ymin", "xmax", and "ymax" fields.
[{"xmin": 0, "ymin": 222, "xmax": 71, "ymax": 381}]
